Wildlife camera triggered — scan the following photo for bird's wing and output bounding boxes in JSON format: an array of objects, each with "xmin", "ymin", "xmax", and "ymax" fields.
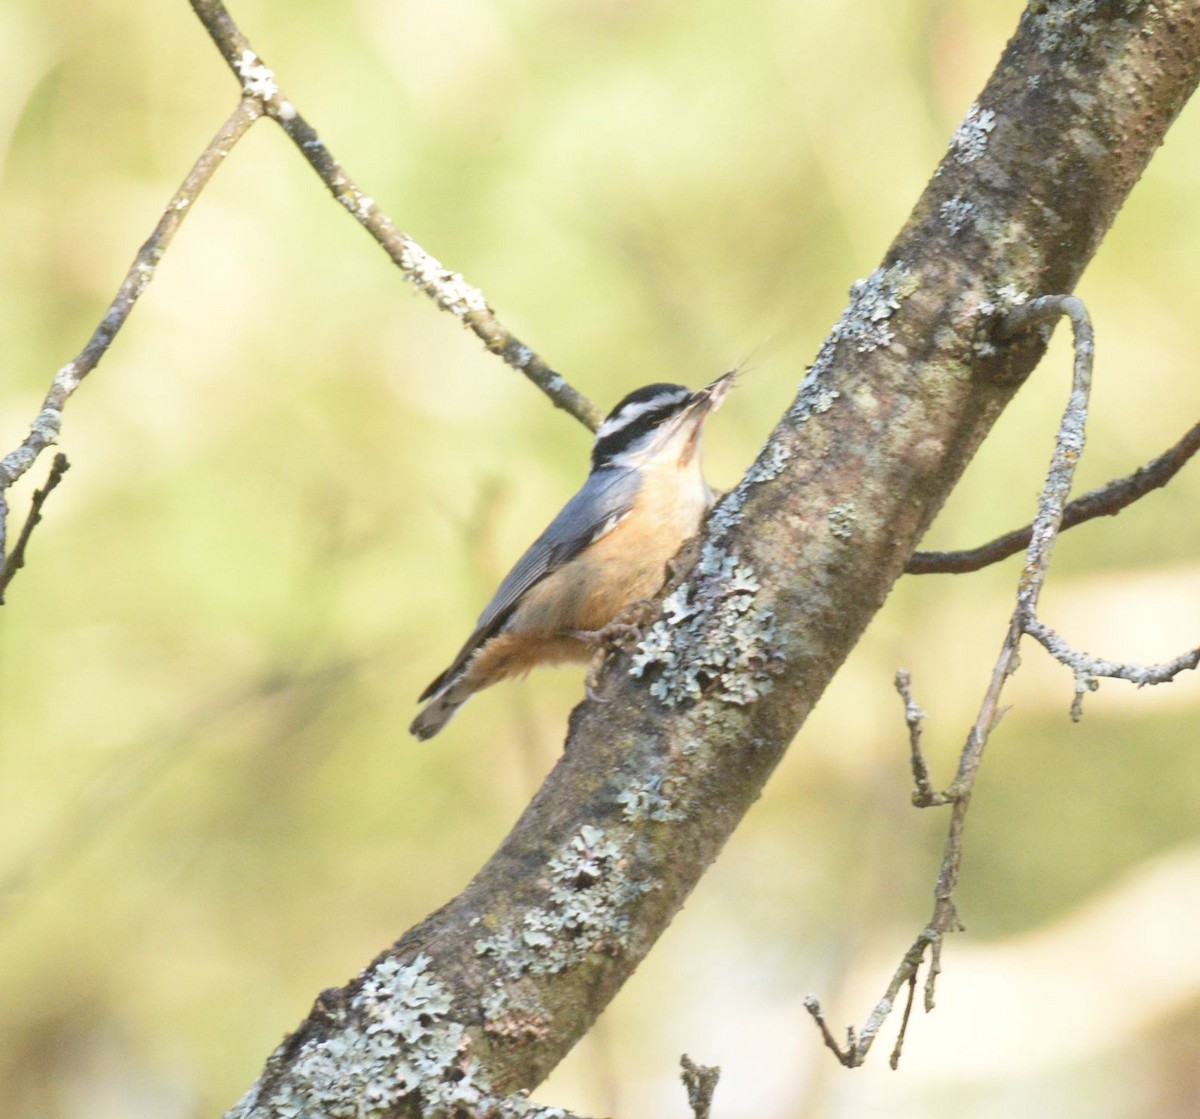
[{"xmin": 418, "ymin": 467, "xmax": 639, "ymax": 700}]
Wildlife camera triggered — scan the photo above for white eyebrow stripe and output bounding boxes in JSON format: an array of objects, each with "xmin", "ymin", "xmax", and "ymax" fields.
[{"xmin": 594, "ymin": 390, "xmax": 690, "ymax": 441}]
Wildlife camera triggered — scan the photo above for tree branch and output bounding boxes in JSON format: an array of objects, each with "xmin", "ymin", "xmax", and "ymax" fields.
[
  {"xmin": 0, "ymin": 4, "xmax": 603, "ymax": 569},
  {"xmin": 187, "ymin": 0, "xmax": 602, "ymax": 432},
  {"xmin": 224, "ymin": 4, "xmax": 1200, "ymax": 1115},
  {"xmin": 1000, "ymin": 297, "xmax": 1200, "ymax": 716},
  {"xmin": 906, "ymin": 417, "xmax": 1200, "ymax": 574}
]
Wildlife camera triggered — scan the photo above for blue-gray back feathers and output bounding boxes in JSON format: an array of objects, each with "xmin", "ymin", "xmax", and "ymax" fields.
[{"xmin": 417, "ymin": 465, "xmax": 640, "ymax": 701}]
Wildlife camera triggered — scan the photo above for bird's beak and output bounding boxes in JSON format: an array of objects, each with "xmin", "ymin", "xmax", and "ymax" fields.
[
  {"xmin": 677, "ymin": 368, "xmax": 737, "ymax": 465},
  {"xmin": 691, "ymin": 367, "xmax": 738, "ymax": 412}
]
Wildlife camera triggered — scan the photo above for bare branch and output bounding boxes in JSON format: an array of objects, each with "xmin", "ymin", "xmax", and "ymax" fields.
[
  {"xmin": 1025, "ymin": 603, "xmax": 1200, "ymax": 721},
  {"xmin": 802, "ymin": 928, "xmax": 943, "ymax": 1069},
  {"xmin": 187, "ymin": 0, "xmax": 602, "ymax": 432},
  {"xmin": 906, "ymin": 418, "xmax": 1200, "ymax": 575},
  {"xmin": 799, "ymin": 302, "xmax": 1087, "ymax": 1065},
  {"xmin": 0, "ymin": 101, "xmax": 258, "ymax": 495},
  {"xmin": 1000, "ymin": 296, "xmax": 1199, "ymax": 716},
  {"xmin": 1, "ymin": 0, "xmax": 602, "ymax": 554},
  {"xmin": 0, "ymin": 453, "xmax": 70, "ymax": 604},
  {"xmin": 894, "ymin": 670, "xmax": 948, "ymax": 807},
  {"xmin": 889, "ymin": 971, "xmax": 919, "ymax": 1071}
]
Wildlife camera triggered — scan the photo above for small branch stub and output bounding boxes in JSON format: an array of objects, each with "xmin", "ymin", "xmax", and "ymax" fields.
[
  {"xmin": 680, "ymin": 1055, "xmax": 720, "ymax": 1119},
  {"xmin": 0, "ymin": 453, "xmax": 71, "ymax": 605},
  {"xmin": 894, "ymin": 670, "xmax": 953, "ymax": 807}
]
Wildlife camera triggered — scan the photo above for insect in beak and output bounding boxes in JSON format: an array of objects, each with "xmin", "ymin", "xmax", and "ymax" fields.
[{"xmin": 678, "ymin": 368, "xmax": 738, "ymax": 465}]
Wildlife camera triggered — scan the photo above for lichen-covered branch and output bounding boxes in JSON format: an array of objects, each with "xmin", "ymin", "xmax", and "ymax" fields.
[
  {"xmin": 187, "ymin": 0, "xmax": 602, "ymax": 432},
  {"xmin": 226, "ymin": 4, "xmax": 1200, "ymax": 1115},
  {"xmin": 906, "ymin": 417, "xmax": 1200, "ymax": 574}
]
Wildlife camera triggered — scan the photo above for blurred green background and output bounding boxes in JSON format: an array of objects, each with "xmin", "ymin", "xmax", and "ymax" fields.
[{"xmin": 2, "ymin": 2, "xmax": 1199, "ymax": 1117}]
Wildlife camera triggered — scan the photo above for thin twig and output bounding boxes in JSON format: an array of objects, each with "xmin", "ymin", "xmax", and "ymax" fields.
[
  {"xmin": 1001, "ymin": 296, "xmax": 1199, "ymax": 716},
  {"xmin": 906, "ymin": 418, "xmax": 1200, "ymax": 574},
  {"xmin": 889, "ymin": 972, "xmax": 918, "ymax": 1070},
  {"xmin": 890, "ymin": 304, "xmax": 1198, "ymax": 1046},
  {"xmin": 894, "ymin": 670, "xmax": 948, "ymax": 806},
  {"xmin": 187, "ymin": 0, "xmax": 602, "ymax": 432},
  {"xmin": 802, "ymin": 928, "xmax": 942, "ymax": 1068},
  {"xmin": 679, "ymin": 1055, "xmax": 720, "ymax": 1119},
  {"xmin": 803, "ymin": 294, "xmax": 1190, "ymax": 1069},
  {"xmin": 0, "ymin": 453, "xmax": 71, "ymax": 604},
  {"xmin": 0, "ymin": 100, "xmax": 259, "ymax": 494},
  {"xmin": 1024, "ymin": 613, "xmax": 1200, "ymax": 720}
]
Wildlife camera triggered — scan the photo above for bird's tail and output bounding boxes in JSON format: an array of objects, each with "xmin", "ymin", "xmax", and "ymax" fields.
[{"xmin": 408, "ymin": 678, "xmax": 472, "ymax": 740}]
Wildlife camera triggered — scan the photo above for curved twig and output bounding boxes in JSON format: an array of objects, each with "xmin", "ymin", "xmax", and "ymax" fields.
[
  {"xmin": 1003, "ymin": 296, "xmax": 1199, "ymax": 714},
  {"xmin": 906, "ymin": 418, "xmax": 1200, "ymax": 574}
]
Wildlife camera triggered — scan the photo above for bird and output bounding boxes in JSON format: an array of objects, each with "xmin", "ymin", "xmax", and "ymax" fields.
[{"xmin": 409, "ymin": 370, "xmax": 736, "ymax": 740}]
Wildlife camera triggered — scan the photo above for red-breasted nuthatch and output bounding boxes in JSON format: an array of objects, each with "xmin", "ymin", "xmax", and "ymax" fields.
[{"xmin": 409, "ymin": 370, "xmax": 735, "ymax": 740}]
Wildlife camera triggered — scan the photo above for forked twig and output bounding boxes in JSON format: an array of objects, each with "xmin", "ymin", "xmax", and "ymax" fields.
[
  {"xmin": 680, "ymin": 1055, "xmax": 720, "ymax": 1119},
  {"xmin": 1003, "ymin": 296, "xmax": 1199, "ymax": 712},
  {"xmin": 187, "ymin": 0, "xmax": 601, "ymax": 432},
  {"xmin": 0, "ymin": 453, "xmax": 71, "ymax": 604},
  {"xmin": 1, "ymin": 1, "xmax": 601, "ymax": 573},
  {"xmin": 805, "ymin": 294, "xmax": 1198, "ymax": 1069}
]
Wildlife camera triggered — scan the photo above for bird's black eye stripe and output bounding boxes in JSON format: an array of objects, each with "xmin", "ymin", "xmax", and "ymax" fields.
[{"xmin": 590, "ymin": 384, "xmax": 691, "ymax": 468}]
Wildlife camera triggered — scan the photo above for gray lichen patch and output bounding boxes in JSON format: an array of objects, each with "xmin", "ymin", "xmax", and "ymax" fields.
[
  {"xmin": 475, "ymin": 825, "xmax": 650, "ymax": 980},
  {"xmin": 398, "ymin": 240, "xmax": 489, "ymax": 317},
  {"xmin": 1027, "ymin": 0, "xmax": 1140, "ymax": 55},
  {"xmin": 940, "ymin": 194, "xmax": 975, "ymax": 236},
  {"xmin": 791, "ymin": 263, "xmax": 914, "ymax": 426},
  {"xmin": 743, "ymin": 438, "xmax": 793, "ymax": 484},
  {"xmin": 480, "ymin": 982, "xmax": 549, "ymax": 1044},
  {"xmin": 628, "ymin": 541, "xmax": 785, "ymax": 710},
  {"xmin": 228, "ymin": 954, "xmax": 484, "ymax": 1119},
  {"xmin": 233, "ymin": 860, "xmax": 658, "ymax": 1119},
  {"xmin": 705, "ymin": 483, "xmax": 746, "ymax": 537},
  {"xmin": 618, "ymin": 773, "xmax": 687, "ymax": 823},
  {"xmin": 839, "ymin": 265, "xmax": 915, "ymax": 353},
  {"xmin": 827, "ymin": 502, "xmax": 857, "ymax": 541},
  {"xmin": 949, "ymin": 103, "xmax": 996, "ymax": 164}
]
